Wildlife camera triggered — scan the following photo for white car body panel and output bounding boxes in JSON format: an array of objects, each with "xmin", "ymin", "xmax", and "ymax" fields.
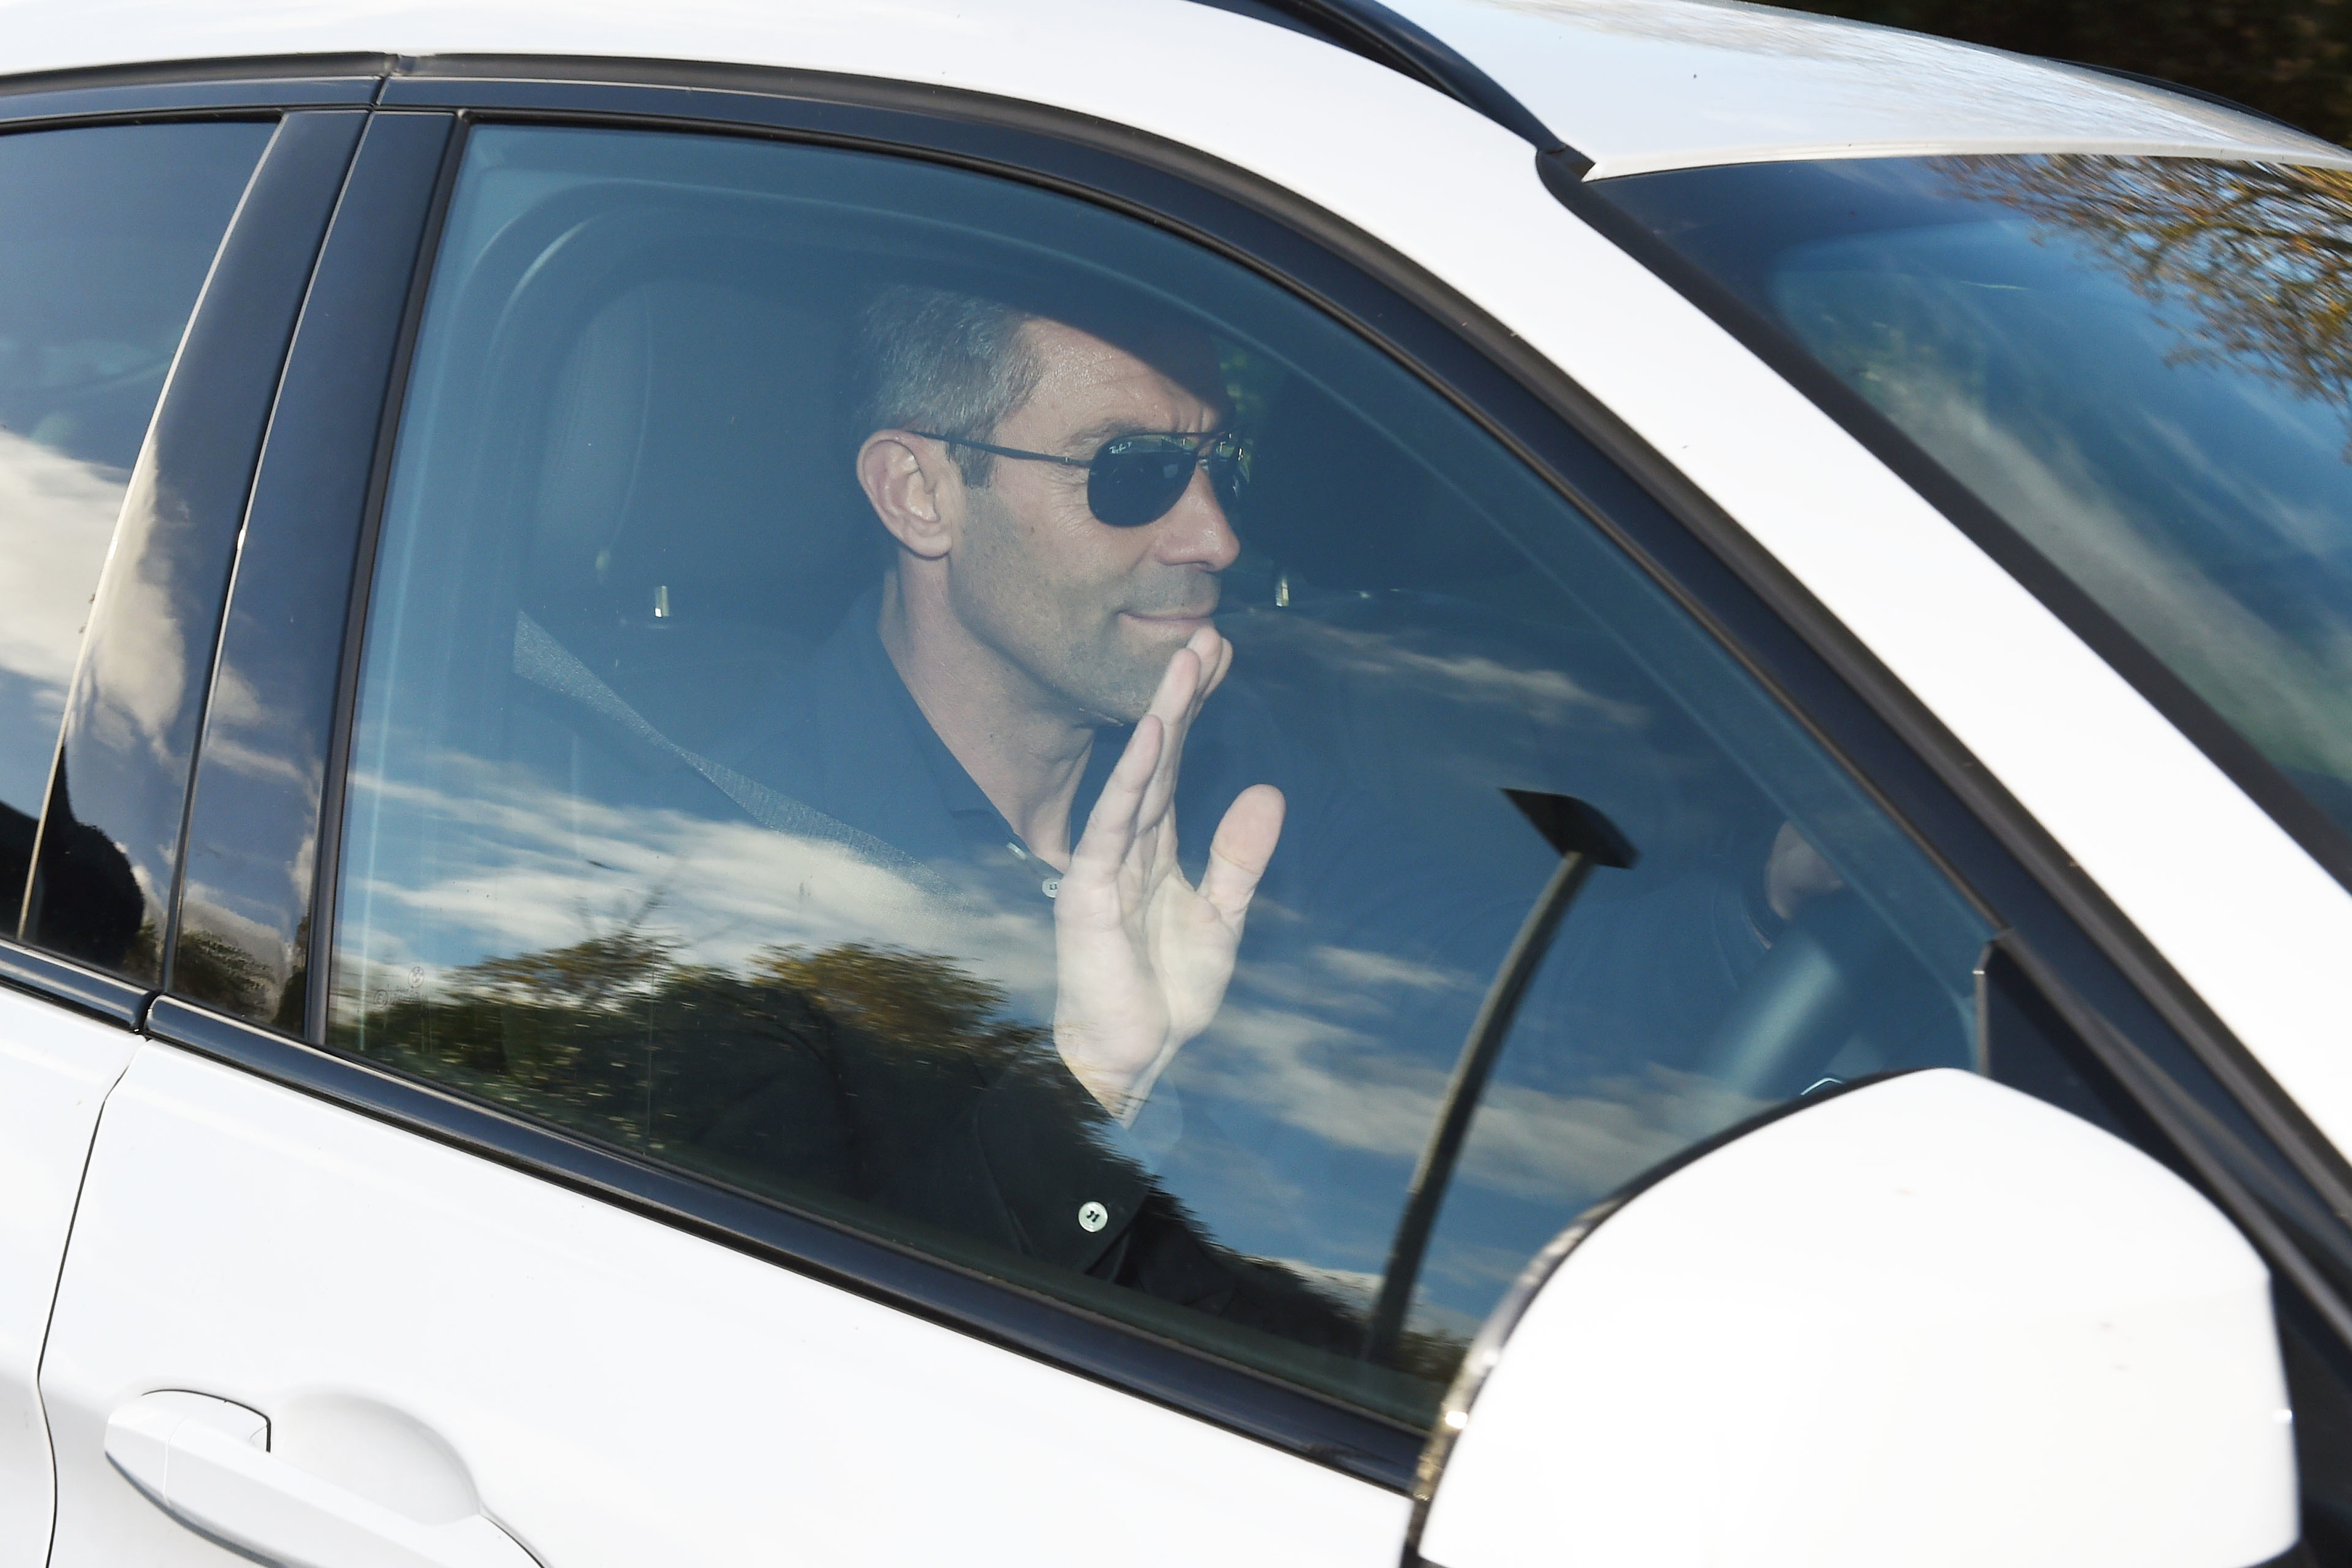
[
  {"xmin": 8, "ymin": 0, "xmax": 2348, "ymax": 179},
  {"xmin": 0, "ymin": 4, "xmax": 2340, "ymax": 1557},
  {"xmin": 0, "ymin": 987, "xmax": 138, "ymax": 1568},
  {"xmin": 41, "ymin": 1044, "xmax": 1411, "ymax": 1566},
  {"xmin": 1424, "ymin": 1071, "xmax": 2296, "ymax": 1568},
  {"xmin": 1387, "ymin": 0, "xmax": 2352, "ymax": 176}
]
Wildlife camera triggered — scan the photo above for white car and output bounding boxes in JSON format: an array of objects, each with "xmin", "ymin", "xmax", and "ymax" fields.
[{"xmin": 1, "ymin": 1, "xmax": 2347, "ymax": 1564}]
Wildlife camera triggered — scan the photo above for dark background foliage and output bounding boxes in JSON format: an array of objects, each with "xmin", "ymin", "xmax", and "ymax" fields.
[{"xmin": 1781, "ymin": 0, "xmax": 2352, "ymax": 144}]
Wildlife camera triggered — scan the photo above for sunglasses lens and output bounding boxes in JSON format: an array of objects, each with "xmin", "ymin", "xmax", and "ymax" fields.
[
  {"xmin": 1086, "ymin": 436, "xmax": 1251, "ymax": 527},
  {"xmin": 1088, "ymin": 438, "xmax": 1199, "ymax": 527}
]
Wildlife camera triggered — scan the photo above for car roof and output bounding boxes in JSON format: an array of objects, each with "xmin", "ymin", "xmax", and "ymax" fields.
[
  {"xmin": 1380, "ymin": 0, "xmax": 2351, "ymax": 176},
  {"xmin": 3, "ymin": 0, "xmax": 2345, "ymax": 179}
]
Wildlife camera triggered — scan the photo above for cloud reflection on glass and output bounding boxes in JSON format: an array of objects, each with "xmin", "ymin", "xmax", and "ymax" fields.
[{"xmin": 0, "ymin": 431, "xmax": 124, "ymax": 814}]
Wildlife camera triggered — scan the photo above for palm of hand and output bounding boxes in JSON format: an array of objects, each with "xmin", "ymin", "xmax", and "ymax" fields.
[{"xmin": 1052, "ymin": 627, "xmax": 1283, "ymax": 1118}]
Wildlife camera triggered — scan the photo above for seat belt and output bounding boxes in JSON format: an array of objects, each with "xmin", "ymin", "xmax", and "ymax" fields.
[{"xmin": 512, "ymin": 610, "xmax": 944, "ymax": 892}]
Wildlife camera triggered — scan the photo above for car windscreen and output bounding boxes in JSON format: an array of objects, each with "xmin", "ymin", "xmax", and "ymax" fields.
[{"xmin": 1591, "ymin": 153, "xmax": 2352, "ymax": 863}]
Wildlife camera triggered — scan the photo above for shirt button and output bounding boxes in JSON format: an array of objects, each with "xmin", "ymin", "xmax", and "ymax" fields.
[
  {"xmin": 1077, "ymin": 1201, "xmax": 1108, "ymax": 1233},
  {"xmin": 1042, "ymin": 878, "xmax": 1061, "ymax": 899}
]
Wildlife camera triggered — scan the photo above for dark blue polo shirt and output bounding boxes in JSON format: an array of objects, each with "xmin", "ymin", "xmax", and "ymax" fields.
[
  {"xmin": 703, "ymin": 592, "xmax": 1825, "ymax": 1344},
  {"xmin": 722, "ymin": 586, "xmax": 1772, "ymax": 1124}
]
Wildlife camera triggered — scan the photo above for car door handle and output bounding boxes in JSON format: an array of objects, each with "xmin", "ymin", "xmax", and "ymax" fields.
[{"xmin": 106, "ymin": 1390, "xmax": 538, "ymax": 1568}]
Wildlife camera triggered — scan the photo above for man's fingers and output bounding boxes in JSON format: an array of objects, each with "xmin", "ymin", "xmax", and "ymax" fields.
[
  {"xmin": 1101, "ymin": 711, "xmax": 1164, "ymax": 815},
  {"xmin": 1200, "ymin": 784, "xmax": 1285, "ymax": 926},
  {"xmin": 1142, "ymin": 645, "xmax": 1200, "ymax": 754},
  {"xmin": 1183, "ymin": 627, "xmax": 1230, "ymax": 728},
  {"xmin": 1118, "ymin": 626, "xmax": 1231, "ymax": 862},
  {"xmin": 1192, "ymin": 624, "xmax": 1233, "ymax": 705},
  {"xmin": 1152, "ymin": 628, "xmax": 1225, "ymax": 769},
  {"xmin": 1138, "ymin": 643, "xmax": 1203, "ymax": 826},
  {"xmin": 1161, "ymin": 627, "xmax": 1224, "ymax": 732},
  {"xmin": 1072, "ymin": 714, "xmax": 1163, "ymax": 877}
]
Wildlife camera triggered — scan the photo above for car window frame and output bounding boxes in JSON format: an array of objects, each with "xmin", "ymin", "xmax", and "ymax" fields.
[
  {"xmin": 166, "ymin": 105, "xmax": 457, "ymax": 1032},
  {"xmin": 0, "ymin": 74, "xmax": 378, "ymax": 1022},
  {"xmin": 23, "ymin": 55, "xmax": 2346, "ymax": 1497},
  {"xmin": 20, "ymin": 108, "xmax": 366, "ymax": 978}
]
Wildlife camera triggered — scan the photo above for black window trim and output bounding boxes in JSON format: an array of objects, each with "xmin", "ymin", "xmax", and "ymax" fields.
[
  {"xmin": 20, "ymin": 110, "xmax": 367, "ymax": 979},
  {"xmin": 0, "ymin": 943, "xmax": 146, "ymax": 1029},
  {"xmin": 170, "ymin": 107, "xmax": 461, "ymax": 1031},
  {"xmin": 0, "ymin": 80, "xmax": 375, "ymax": 1031},
  {"xmin": 11, "ymin": 52, "xmax": 2352, "ymax": 1500},
  {"xmin": 301, "ymin": 107, "xmax": 467, "ymax": 1042},
  {"xmin": 0, "ymin": 60, "xmax": 385, "ymax": 127},
  {"xmin": 1180, "ymin": 0, "xmax": 1577, "ymax": 161}
]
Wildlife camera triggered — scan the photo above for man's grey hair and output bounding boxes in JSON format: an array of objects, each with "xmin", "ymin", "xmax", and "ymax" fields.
[{"xmin": 857, "ymin": 285, "xmax": 1044, "ymax": 487}]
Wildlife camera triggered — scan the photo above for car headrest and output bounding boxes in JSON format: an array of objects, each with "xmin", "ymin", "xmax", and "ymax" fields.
[{"xmin": 528, "ymin": 270, "xmax": 881, "ymax": 628}]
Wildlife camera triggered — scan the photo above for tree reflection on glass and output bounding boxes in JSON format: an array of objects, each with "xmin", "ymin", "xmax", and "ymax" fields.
[
  {"xmin": 173, "ymin": 927, "xmax": 277, "ymax": 1023},
  {"xmin": 332, "ymin": 908, "xmax": 1046, "ymax": 1162},
  {"xmin": 1744, "ymin": 153, "xmax": 2352, "ymax": 825},
  {"xmin": 329, "ymin": 907, "xmax": 1480, "ymax": 1400},
  {"xmin": 1942, "ymin": 155, "xmax": 2352, "ymax": 433}
]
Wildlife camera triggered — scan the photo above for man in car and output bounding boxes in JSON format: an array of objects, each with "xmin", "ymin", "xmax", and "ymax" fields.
[
  {"xmin": 845, "ymin": 288, "xmax": 1283, "ymax": 1120},
  {"xmin": 714, "ymin": 283, "xmax": 1826, "ymax": 1343},
  {"xmin": 712, "ymin": 285, "xmax": 1368, "ymax": 1335}
]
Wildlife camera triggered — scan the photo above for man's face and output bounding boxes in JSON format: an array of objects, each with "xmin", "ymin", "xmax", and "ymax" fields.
[{"xmin": 945, "ymin": 317, "xmax": 1240, "ymax": 724}]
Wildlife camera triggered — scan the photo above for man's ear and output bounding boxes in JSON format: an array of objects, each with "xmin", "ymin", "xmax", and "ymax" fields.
[{"xmin": 857, "ymin": 430, "xmax": 960, "ymax": 561}]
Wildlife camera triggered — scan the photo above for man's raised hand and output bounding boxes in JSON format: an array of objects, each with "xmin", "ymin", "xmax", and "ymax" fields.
[{"xmin": 1052, "ymin": 625, "xmax": 1284, "ymax": 1120}]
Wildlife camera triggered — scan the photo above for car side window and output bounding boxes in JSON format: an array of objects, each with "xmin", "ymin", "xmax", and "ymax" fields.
[
  {"xmin": 327, "ymin": 124, "xmax": 1992, "ymax": 1424},
  {"xmin": 0, "ymin": 120, "xmax": 276, "ymax": 926}
]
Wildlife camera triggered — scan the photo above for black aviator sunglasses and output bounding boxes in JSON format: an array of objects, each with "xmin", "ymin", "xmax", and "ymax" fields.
[{"xmin": 910, "ymin": 428, "xmax": 1251, "ymax": 527}]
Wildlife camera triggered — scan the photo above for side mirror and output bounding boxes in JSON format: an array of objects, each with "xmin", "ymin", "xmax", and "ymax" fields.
[{"xmin": 1416, "ymin": 1070, "xmax": 2296, "ymax": 1568}]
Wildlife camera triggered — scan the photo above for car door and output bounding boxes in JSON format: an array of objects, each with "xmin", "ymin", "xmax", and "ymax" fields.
[
  {"xmin": 28, "ymin": 60, "xmax": 2352, "ymax": 1568},
  {"xmin": 0, "ymin": 85, "xmax": 367, "ymax": 1567}
]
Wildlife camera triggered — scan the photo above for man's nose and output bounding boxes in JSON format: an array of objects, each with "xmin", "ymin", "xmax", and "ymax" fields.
[{"xmin": 1150, "ymin": 465, "xmax": 1241, "ymax": 571}]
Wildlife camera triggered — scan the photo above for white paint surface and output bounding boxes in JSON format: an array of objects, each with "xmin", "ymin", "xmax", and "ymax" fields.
[
  {"xmin": 41, "ymin": 1043, "xmax": 1409, "ymax": 1565},
  {"xmin": 1423, "ymin": 1071, "xmax": 2297, "ymax": 1568},
  {"xmin": 4, "ymin": 0, "xmax": 2345, "ymax": 178},
  {"xmin": 0, "ymin": 983, "xmax": 138, "ymax": 1568},
  {"xmin": 4, "ymin": 15, "xmax": 2348, "ymax": 1560},
  {"xmin": 106, "ymin": 1389, "xmax": 539, "ymax": 1568},
  {"xmin": 1387, "ymin": 0, "xmax": 2352, "ymax": 175}
]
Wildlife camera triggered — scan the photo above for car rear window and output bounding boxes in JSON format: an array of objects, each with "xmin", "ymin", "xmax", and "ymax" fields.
[{"xmin": 0, "ymin": 119, "xmax": 274, "ymax": 928}]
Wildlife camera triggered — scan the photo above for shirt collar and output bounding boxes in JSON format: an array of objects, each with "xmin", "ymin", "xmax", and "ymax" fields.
[
  {"xmin": 843, "ymin": 587, "xmax": 1127, "ymax": 874},
  {"xmin": 844, "ymin": 596, "xmax": 1005, "ymax": 831}
]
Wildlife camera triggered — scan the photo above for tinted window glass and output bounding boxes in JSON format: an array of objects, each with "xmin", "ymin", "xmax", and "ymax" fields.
[
  {"xmin": 330, "ymin": 126, "xmax": 1989, "ymax": 1423},
  {"xmin": 1596, "ymin": 155, "xmax": 2352, "ymax": 854},
  {"xmin": 0, "ymin": 119, "xmax": 274, "ymax": 927}
]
